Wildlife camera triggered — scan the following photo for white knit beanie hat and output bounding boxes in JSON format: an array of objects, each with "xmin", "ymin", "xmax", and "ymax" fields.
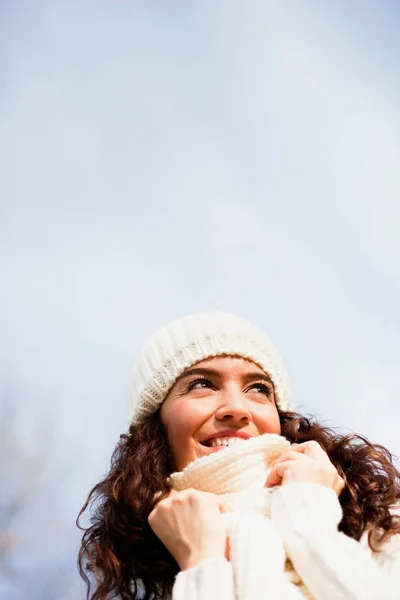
[{"xmin": 129, "ymin": 312, "xmax": 294, "ymax": 425}]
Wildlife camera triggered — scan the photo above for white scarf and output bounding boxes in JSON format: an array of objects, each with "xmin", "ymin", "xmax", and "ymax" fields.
[{"xmin": 169, "ymin": 434, "xmax": 314, "ymax": 600}]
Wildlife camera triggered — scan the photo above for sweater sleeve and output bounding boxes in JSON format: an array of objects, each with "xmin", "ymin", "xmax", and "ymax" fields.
[
  {"xmin": 270, "ymin": 483, "xmax": 400, "ymax": 600},
  {"xmin": 172, "ymin": 556, "xmax": 235, "ymax": 600}
]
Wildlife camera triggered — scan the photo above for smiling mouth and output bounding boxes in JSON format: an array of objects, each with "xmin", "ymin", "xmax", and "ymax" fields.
[{"xmin": 201, "ymin": 437, "xmax": 249, "ymax": 449}]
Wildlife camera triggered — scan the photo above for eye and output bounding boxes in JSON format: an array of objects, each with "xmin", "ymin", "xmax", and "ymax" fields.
[
  {"xmin": 186, "ymin": 377, "xmax": 214, "ymax": 392},
  {"xmin": 247, "ymin": 382, "xmax": 273, "ymax": 397}
]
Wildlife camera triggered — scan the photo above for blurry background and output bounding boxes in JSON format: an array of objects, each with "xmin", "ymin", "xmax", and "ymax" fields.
[{"xmin": 2, "ymin": 0, "xmax": 400, "ymax": 598}]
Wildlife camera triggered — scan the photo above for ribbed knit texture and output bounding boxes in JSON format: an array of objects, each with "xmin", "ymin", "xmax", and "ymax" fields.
[
  {"xmin": 171, "ymin": 483, "xmax": 400, "ymax": 600},
  {"xmin": 129, "ymin": 312, "xmax": 294, "ymax": 424},
  {"xmin": 169, "ymin": 434, "xmax": 312, "ymax": 600}
]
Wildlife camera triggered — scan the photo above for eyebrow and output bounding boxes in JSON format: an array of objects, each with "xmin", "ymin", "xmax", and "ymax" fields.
[{"xmin": 175, "ymin": 367, "xmax": 274, "ymax": 386}]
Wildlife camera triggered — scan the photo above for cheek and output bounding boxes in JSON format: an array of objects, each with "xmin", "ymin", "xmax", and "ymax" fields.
[
  {"xmin": 161, "ymin": 401, "xmax": 209, "ymax": 471},
  {"xmin": 255, "ymin": 405, "xmax": 281, "ymax": 434},
  {"xmin": 161, "ymin": 401, "xmax": 205, "ymax": 449},
  {"xmin": 167, "ymin": 415, "xmax": 192, "ymax": 450}
]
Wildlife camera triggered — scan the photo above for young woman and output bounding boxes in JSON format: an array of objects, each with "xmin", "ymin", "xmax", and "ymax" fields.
[{"xmin": 78, "ymin": 312, "xmax": 400, "ymax": 600}]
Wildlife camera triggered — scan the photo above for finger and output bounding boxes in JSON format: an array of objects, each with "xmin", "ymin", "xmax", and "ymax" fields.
[
  {"xmin": 153, "ymin": 489, "xmax": 179, "ymax": 507},
  {"xmin": 289, "ymin": 441, "xmax": 327, "ymax": 460},
  {"xmin": 265, "ymin": 460, "xmax": 295, "ymax": 487},
  {"xmin": 271, "ymin": 450, "xmax": 309, "ymax": 466},
  {"xmin": 265, "ymin": 467, "xmax": 282, "ymax": 488}
]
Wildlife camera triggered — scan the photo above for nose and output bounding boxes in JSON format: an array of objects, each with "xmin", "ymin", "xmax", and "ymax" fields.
[{"xmin": 215, "ymin": 389, "xmax": 252, "ymax": 423}]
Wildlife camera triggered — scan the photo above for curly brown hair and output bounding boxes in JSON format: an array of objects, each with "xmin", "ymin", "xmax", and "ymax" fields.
[{"xmin": 77, "ymin": 410, "xmax": 400, "ymax": 600}]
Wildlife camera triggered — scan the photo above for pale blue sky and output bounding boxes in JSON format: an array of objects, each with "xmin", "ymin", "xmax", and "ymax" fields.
[{"xmin": 2, "ymin": 1, "xmax": 400, "ymax": 597}]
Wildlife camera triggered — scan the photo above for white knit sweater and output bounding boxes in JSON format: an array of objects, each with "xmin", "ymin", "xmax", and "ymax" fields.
[{"xmin": 169, "ymin": 435, "xmax": 400, "ymax": 600}]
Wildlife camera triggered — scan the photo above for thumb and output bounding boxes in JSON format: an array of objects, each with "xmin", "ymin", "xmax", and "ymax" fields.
[{"xmin": 265, "ymin": 466, "xmax": 282, "ymax": 488}]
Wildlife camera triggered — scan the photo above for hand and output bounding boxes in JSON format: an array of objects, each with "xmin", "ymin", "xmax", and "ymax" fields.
[
  {"xmin": 148, "ymin": 489, "xmax": 228, "ymax": 570},
  {"xmin": 265, "ymin": 441, "xmax": 344, "ymax": 495}
]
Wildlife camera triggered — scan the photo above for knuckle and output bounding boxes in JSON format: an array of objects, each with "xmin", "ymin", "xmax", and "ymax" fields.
[
  {"xmin": 159, "ymin": 494, "xmax": 176, "ymax": 510},
  {"xmin": 173, "ymin": 489, "xmax": 200, "ymax": 505},
  {"xmin": 183, "ymin": 489, "xmax": 198, "ymax": 501},
  {"xmin": 289, "ymin": 450, "xmax": 302, "ymax": 459},
  {"xmin": 307, "ymin": 440, "xmax": 321, "ymax": 450},
  {"xmin": 187, "ymin": 488, "xmax": 199, "ymax": 498},
  {"xmin": 171, "ymin": 494, "xmax": 184, "ymax": 506}
]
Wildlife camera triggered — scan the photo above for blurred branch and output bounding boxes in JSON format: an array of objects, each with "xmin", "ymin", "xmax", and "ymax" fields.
[{"xmin": 0, "ymin": 387, "xmax": 80, "ymax": 598}]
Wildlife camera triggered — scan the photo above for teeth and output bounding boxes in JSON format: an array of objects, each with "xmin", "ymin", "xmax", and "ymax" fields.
[{"xmin": 209, "ymin": 437, "xmax": 246, "ymax": 448}]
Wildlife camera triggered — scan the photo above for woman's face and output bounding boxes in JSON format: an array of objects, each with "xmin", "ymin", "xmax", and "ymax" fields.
[{"xmin": 160, "ymin": 355, "xmax": 281, "ymax": 471}]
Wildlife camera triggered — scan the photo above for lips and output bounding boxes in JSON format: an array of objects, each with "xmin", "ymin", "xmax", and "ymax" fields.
[{"xmin": 200, "ymin": 430, "xmax": 253, "ymax": 447}]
